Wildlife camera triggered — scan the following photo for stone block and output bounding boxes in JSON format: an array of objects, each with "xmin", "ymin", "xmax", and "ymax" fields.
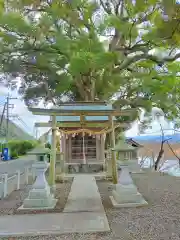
[
  {"xmin": 110, "ymin": 163, "xmax": 148, "ymax": 208},
  {"xmin": 19, "ymin": 161, "xmax": 57, "ymax": 210},
  {"xmin": 110, "ymin": 195, "xmax": 148, "ymax": 208},
  {"xmin": 22, "ymin": 198, "xmax": 57, "ymax": 209}
]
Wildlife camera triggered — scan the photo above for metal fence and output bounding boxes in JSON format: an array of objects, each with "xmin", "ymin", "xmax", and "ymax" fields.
[{"xmin": 0, "ymin": 167, "xmax": 34, "ymax": 199}]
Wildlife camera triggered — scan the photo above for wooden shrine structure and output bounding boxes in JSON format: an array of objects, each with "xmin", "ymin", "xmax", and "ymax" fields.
[{"xmin": 29, "ymin": 102, "xmax": 136, "ymax": 186}]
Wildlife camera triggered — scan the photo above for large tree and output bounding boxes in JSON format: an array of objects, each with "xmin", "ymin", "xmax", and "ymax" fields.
[{"xmin": 0, "ymin": 0, "xmax": 179, "ymax": 120}]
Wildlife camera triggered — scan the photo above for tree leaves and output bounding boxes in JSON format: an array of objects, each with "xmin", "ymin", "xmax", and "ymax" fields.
[{"xmin": 0, "ymin": 0, "xmax": 179, "ymax": 120}]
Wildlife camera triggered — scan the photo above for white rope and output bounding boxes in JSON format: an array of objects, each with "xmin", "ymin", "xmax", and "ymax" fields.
[{"xmin": 82, "ymin": 132, "xmax": 86, "ymax": 164}]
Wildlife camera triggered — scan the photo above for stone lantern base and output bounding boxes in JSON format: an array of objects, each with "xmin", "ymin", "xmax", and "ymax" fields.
[
  {"xmin": 19, "ymin": 161, "xmax": 57, "ymax": 210},
  {"xmin": 20, "ymin": 189, "xmax": 57, "ymax": 210},
  {"xmin": 110, "ymin": 184, "xmax": 147, "ymax": 208},
  {"xmin": 110, "ymin": 163, "xmax": 148, "ymax": 208}
]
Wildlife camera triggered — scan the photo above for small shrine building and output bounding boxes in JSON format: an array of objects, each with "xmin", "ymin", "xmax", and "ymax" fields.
[{"xmin": 29, "ymin": 102, "xmax": 136, "ymax": 186}]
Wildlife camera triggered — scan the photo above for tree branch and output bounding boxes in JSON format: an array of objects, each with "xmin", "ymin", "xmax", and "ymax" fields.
[
  {"xmin": 114, "ymin": 52, "xmax": 180, "ymax": 72},
  {"xmin": 114, "ymin": 0, "xmax": 122, "ymax": 15},
  {"xmin": 43, "ymin": 81, "xmax": 56, "ymax": 105},
  {"xmin": 99, "ymin": 0, "xmax": 112, "ymax": 14},
  {"xmin": 167, "ymin": 141, "xmax": 180, "ymax": 161}
]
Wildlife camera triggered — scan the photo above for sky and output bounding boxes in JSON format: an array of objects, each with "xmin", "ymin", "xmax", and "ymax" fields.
[
  {"xmin": 0, "ymin": 85, "xmax": 175, "ymax": 139},
  {"xmin": 0, "ymin": 85, "xmax": 141, "ymax": 137},
  {"xmin": 0, "ymin": 86, "xmax": 49, "ymax": 138}
]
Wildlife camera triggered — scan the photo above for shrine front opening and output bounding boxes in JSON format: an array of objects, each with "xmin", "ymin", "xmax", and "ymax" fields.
[{"xmin": 59, "ymin": 128, "xmax": 106, "ymax": 173}]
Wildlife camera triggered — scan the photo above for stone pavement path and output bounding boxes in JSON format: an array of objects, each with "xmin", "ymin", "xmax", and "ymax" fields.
[
  {"xmin": 63, "ymin": 175, "xmax": 106, "ymax": 212},
  {"xmin": 0, "ymin": 175, "xmax": 110, "ymax": 237}
]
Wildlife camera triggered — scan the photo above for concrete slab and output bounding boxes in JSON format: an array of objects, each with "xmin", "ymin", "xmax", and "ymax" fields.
[
  {"xmin": 0, "ymin": 174, "xmax": 110, "ymax": 237},
  {"xmin": 18, "ymin": 199, "xmax": 58, "ymax": 210},
  {"xmin": 63, "ymin": 175, "xmax": 105, "ymax": 213},
  {"xmin": 110, "ymin": 195, "xmax": 148, "ymax": 208},
  {"xmin": 0, "ymin": 212, "xmax": 110, "ymax": 237},
  {"xmin": 64, "ymin": 172, "xmax": 106, "ymax": 180}
]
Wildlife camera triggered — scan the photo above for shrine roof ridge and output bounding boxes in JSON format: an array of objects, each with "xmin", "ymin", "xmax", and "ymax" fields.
[
  {"xmin": 56, "ymin": 115, "xmax": 115, "ymax": 122},
  {"xmin": 51, "ymin": 104, "xmax": 113, "ymax": 111},
  {"xmin": 28, "ymin": 106, "xmax": 136, "ymax": 117}
]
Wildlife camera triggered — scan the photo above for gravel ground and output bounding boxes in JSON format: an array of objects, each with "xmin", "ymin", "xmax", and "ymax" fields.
[
  {"xmin": 0, "ymin": 180, "xmax": 72, "ymax": 215},
  {"xmin": 2, "ymin": 172, "xmax": 180, "ymax": 239},
  {"xmin": 0, "ymin": 184, "xmax": 31, "ymax": 215}
]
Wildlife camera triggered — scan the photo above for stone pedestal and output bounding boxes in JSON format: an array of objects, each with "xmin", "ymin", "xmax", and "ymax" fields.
[
  {"xmin": 110, "ymin": 163, "xmax": 147, "ymax": 208},
  {"xmin": 106, "ymin": 151, "xmax": 113, "ymax": 179},
  {"xmin": 19, "ymin": 161, "xmax": 57, "ymax": 210},
  {"xmin": 55, "ymin": 152, "xmax": 65, "ymax": 182},
  {"xmin": 127, "ymin": 159, "xmax": 142, "ymax": 173}
]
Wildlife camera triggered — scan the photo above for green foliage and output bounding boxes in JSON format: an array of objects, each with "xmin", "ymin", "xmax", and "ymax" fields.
[
  {"xmin": 0, "ymin": 0, "xmax": 179, "ymax": 120},
  {"xmin": 10, "ymin": 149, "xmax": 19, "ymax": 159},
  {"xmin": 0, "ymin": 140, "xmax": 38, "ymax": 159},
  {"xmin": 45, "ymin": 142, "xmax": 51, "ymax": 149}
]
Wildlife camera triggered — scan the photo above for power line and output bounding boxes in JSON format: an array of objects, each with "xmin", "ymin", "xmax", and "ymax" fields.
[
  {"xmin": 10, "ymin": 114, "xmax": 34, "ymax": 135},
  {"xmin": 6, "ymin": 95, "xmax": 18, "ymax": 142},
  {"xmin": 0, "ymin": 95, "xmax": 18, "ymax": 143},
  {"xmin": 17, "ymin": 116, "xmax": 33, "ymax": 133},
  {"xmin": 0, "ymin": 100, "xmax": 6, "ymax": 106},
  {"xmin": 0, "ymin": 95, "xmax": 35, "ymax": 139},
  {"xmin": 0, "ymin": 103, "xmax": 6, "ymax": 130}
]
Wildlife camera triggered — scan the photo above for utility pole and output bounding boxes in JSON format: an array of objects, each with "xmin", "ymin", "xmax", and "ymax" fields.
[
  {"xmin": 6, "ymin": 94, "xmax": 9, "ymax": 144},
  {"xmin": 0, "ymin": 102, "xmax": 6, "ymax": 130},
  {"xmin": 36, "ymin": 128, "xmax": 38, "ymax": 140},
  {"xmin": 5, "ymin": 95, "xmax": 17, "ymax": 144}
]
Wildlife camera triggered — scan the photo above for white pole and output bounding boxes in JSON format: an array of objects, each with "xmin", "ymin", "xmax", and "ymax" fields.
[
  {"xmin": 3, "ymin": 173, "xmax": 8, "ymax": 198},
  {"xmin": 25, "ymin": 167, "xmax": 29, "ymax": 184},
  {"xmin": 16, "ymin": 170, "xmax": 20, "ymax": 190}
]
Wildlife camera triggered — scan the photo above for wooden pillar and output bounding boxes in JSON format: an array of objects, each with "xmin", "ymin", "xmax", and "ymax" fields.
[
  {"xmin": 80, "ymin": 114, "xmax": 86, "ymax": 164},
  {"xmin": 66, "ymin": 137, "xmax": 69, "ymax": 161},
  {"xmin": 109, "ymin": 115, "xmax": 118, "ymax": 184},
  {"xmin": 61, "ymin": 134, "xmax": 66, "ymax": 173},
  {"xmin": 63, "ymin": 135, "xmax": 67, "ymax": 163},
  {"xmin": 99, "ymin": 134, "xmax": 103, "ymax": 161},
  {"xmin": 66, "ymin": 136, "xmax": 69, "ymax": 162},
  {"xmin": 96, "ymin": 135, "xmax": 100, "ymax": 161},
  {"xmin": 49, "ymin": 116, "xmax": 56, "ymax": 187},
  {"xmin": 68, "ymin": 135, "xmax": 72, "ymax": 163},
  {"xmin": 100, "ymin": 134, "xmax": 105, "ymax": 171}
]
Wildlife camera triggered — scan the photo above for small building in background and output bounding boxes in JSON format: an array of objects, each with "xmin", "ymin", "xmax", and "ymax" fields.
[{"xmin": 131, "ymin": 134, "xmax": 180, "ymax": 170}]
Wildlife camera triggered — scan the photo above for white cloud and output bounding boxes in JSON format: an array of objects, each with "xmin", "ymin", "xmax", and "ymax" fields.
[
  {"xmin": 0, "ymin": 86, "xmax": 8, "ymax": 95},
  {"xmin": 125, "ymin": 121, "xmax": 139, "ymax": 137}
]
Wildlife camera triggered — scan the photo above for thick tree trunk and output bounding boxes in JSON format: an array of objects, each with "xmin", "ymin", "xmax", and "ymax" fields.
[
  {"xmin": 154, "ymin": 141, "xmax": 164, "ymax": 171},
  {"xmin": 75, "ymin": 76, "xmax": 96, "ymax": 101},
  {"xmin": 154, "ymin": 149, "xmax": 164, "ymax": 171}
]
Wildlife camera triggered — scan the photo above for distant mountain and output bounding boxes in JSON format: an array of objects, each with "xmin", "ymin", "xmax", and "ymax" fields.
[
  {"xmin": 128, "ymin": 134, "xmax": 180, "ymax": 144},
  {"xmin": 0, "ymin": 116, "xmax": 34, "ymax": 141}
]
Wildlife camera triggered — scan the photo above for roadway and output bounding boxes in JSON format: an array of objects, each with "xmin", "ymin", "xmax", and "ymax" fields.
[{"xmin": 0, "ymin": 154, "xmax": 36, "ymax": 177}]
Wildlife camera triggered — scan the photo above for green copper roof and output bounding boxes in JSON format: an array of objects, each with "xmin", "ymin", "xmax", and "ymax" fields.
[
  {"xmin": 55, "ymin": 104, "xmax": 113, "ymax": 111},
  {"xmin": 56, "ymin": 104, "xmax": 115, "ymax": 122},
  {"xmin": 112, "ymin": 140, "xmax": 136, "ymax": 152}
]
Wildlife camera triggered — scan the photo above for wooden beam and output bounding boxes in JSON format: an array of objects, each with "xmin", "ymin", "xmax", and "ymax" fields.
[
  {"xmin": 109, "ymin": 115, "xmax": 118, "ymax": 184},
  {"xmin": 47, "ymin": 101, "xmax": 107, "ymax": 105},
  {"xmin": 34, "ymin": 121, "xmax": 130, "ymax": 128},
  {"xmin": 35, "ymin": 122, "xmax": 51, "ymax": 127},
  {"xmin": 49, "ymin": 116, "xmax": 56, "ymax": 187},
  {"xmin": 29, "ymin": 108, "xmax": 136, "ymax": 117}
]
